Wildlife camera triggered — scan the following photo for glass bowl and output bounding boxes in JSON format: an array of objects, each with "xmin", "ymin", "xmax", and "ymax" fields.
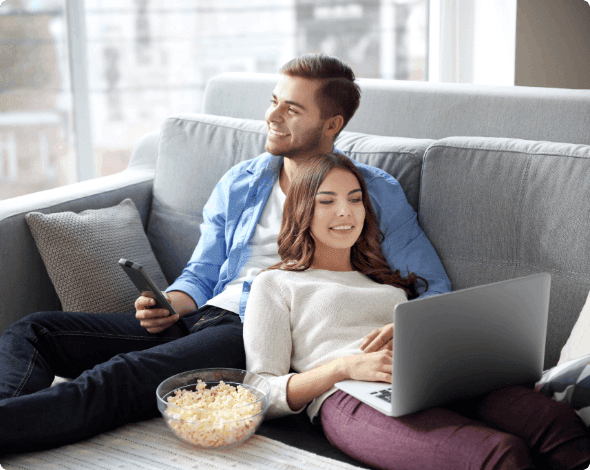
[{"xmin": 156, "ymin": 368, "xmax": 270, "ymax": 450}]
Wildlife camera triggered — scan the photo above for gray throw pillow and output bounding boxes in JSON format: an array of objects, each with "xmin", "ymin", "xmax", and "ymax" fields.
[
  {"xmin": 26, "ymin": 198, "xmax": 168, "ymax": 313},
  {"xmin": 535, "ymin": 354, "xmax": 590, "ymax": 426}
]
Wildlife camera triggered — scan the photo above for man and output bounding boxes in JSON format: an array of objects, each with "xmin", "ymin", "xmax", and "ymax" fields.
[
  {"xmin": 0, "ymin": 54, "xmax": 450, "ymax": 455},
  {"xmin": 138, "ymin": 54, "xmax": 449, "ymax": 331}
]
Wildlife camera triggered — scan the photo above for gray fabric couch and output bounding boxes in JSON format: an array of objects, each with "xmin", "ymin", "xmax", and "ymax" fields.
[{"xmin": 1, "ymin": 73, "xmax": 590, "ymax": 467}]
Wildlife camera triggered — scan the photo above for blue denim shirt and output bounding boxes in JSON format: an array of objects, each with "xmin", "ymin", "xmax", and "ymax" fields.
[{"xmin": 167, "ymin": 151, "xmax": 451, "ymax": 320}]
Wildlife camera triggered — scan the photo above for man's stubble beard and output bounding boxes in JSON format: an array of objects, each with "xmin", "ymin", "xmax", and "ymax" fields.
[{"xmin": 265, "ymin": 124, "xmax": 326, "ymax": 161}]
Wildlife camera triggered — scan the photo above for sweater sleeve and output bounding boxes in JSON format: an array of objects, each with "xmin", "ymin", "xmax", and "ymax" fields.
[{"xmin": 243, "ymin": 271, "xmax": 302, "ymax": 419}]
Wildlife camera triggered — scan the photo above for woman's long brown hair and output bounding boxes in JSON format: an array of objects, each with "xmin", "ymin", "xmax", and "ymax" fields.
[{"xmin": 268, "ymin": 153, "xmax": 428, "ymax": 300}]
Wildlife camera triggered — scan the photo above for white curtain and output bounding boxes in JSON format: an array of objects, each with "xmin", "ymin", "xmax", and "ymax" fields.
[{"xmin": 429, "ymin": 0, "xmax": 517, "ymax": 85}]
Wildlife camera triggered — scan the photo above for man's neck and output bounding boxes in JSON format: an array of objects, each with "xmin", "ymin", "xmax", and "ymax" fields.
[
  {"xmin": 278, "ymin": 146, "xmax": 334, "ymax": 195},
  {"xmin": 279, "ymin": 158, "xmax": 299, "ymax": 195}
]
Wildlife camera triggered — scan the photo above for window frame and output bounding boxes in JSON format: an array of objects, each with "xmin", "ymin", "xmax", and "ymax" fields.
[{"xmin": 66, "ymin": 0, "xmax": 94, "ymax": 181}]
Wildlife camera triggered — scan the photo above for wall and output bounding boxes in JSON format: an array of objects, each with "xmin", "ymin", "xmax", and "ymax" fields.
[{"xmin": 515, "ymin": 0, "xmax": 590, "ymax": 88}]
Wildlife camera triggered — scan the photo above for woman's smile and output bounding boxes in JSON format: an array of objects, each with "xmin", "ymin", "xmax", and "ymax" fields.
[{"xmin": 330, "ymin": 225, "xmax": 355, "ymax": 234}]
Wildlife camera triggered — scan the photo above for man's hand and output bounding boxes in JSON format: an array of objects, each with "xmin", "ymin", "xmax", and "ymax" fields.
[
  {"xmin": 135, "ymin": 290, "xmax": 196, "ymax": 333},
  {"xmin": 360, "ymin": 323, "xmax": 394, "ymax": 353}
]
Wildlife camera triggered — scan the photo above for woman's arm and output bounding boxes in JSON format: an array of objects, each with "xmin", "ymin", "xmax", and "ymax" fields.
[
  {"xmin": 244, "ymin": 271, "xmax": 394, "ymax": 415},
  {"xmin": 286, "ymin": 349, "xmax": 393, "ymax": 411},
  {"xmin": 243, "ymin": 272, "xmax": 297, "ymax": 418}
]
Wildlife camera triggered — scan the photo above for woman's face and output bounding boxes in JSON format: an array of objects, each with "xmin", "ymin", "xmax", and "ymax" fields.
[{"xmin": 310, "ymin": 168, "xmax": 366, "ymax": 254}]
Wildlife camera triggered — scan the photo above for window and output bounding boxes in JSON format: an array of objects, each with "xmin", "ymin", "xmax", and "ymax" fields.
[
  {"xmin": 1, "ymin": 0, "xmax": 76, "ymax": 200},
  {"xmin": 0, "ymin": 0, "xmax": 429, "ymax": 200}
]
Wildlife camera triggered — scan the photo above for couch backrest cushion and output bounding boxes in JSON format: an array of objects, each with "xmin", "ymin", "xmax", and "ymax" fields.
[
  {"xmin": 335, "ymin": 131, "xmax": 432, "ymax": 213},
  {"xmin": 147, "ymin": 113, "xmax": 433, "ymax": 284},
  {"xmin": 418, "ymin": 137, "xmax": 590, "ymax": 369},
  {"xmin": 204, "ymin": 73, "xmax": 590, "ymax": 145}
]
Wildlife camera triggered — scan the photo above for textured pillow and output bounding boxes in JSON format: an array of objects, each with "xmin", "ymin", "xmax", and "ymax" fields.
[
  {"xmin": 26, "ymin": 198, "xmax": 168, "ymax": 313},
  {"xmin": 535, "ymin": 354, "xmax": 590, "ymax": 426},
  {"xmin": 558, "ymin": 291, "xmax": 590, "ymax": 365}
]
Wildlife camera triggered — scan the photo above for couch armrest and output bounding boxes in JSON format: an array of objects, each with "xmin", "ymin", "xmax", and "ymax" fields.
[{"xmin": 0, "ymin": 168, "xmax": 155, "ymax": 334}]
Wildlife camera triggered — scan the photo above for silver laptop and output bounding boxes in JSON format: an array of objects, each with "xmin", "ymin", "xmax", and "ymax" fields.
[{"xmin": 335, "ymin": 272, "xmax": 550, "ymax": 417}]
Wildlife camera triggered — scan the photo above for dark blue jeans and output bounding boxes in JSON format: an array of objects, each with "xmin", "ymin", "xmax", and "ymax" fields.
[{"xmin": 0, "ymin": 305, "xmax": 245, "ymax": 456}]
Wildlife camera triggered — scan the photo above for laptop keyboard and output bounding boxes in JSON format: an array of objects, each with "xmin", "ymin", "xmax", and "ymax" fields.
[{"xmin": 370, "ymin": 387, "xmax": 392, "ymax": 403}]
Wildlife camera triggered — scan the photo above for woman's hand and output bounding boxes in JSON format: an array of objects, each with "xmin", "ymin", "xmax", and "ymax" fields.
[
  {"xmin": 360, "ymin": 323, "xmax": 394, "ymax": 353},
  {"xmin": 286, "ymin": 349, "xmax": 393, "ymax": 412},
  {"xmin": 338, "ymin": 349, "xmax": 393, "ymax": 384}
]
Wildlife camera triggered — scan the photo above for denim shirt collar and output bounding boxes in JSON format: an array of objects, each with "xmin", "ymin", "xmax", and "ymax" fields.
[{"xmin": 245, "ymin": 152, "xmax": 283, "ymax": 179}]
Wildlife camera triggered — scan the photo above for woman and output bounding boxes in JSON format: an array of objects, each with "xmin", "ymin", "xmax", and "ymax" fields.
[{"xmin": 243, "ymin": 152, "xmax": 590, "ymax": 470}]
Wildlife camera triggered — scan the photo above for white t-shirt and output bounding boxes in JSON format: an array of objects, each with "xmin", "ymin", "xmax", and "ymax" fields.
[
  {"xmin": 206, "ymin": 177, "xmax": 286, "ymax": 313},
  {"xmin": 243, "ymin": 268, "xmax": 408, "ymax": 421}
]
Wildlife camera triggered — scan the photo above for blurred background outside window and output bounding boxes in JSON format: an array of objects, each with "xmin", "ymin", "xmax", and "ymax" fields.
[{"xmin": 0, "ymin": 0, "xmax": 429, "ymax": 200}]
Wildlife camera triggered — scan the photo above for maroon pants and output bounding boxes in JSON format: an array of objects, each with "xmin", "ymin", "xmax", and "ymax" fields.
[{"xmin": 320, "ymin": 386, "xmax": 590, "ymax": 470}]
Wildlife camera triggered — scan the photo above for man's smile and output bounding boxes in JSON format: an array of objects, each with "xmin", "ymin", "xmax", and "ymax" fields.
[{"xmin": 269, "ymin": 129, "xmax": 289, "ymax": 137}]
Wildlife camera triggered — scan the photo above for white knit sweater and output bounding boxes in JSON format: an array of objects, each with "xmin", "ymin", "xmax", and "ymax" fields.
[{"xmin": 243, "ymin": 268, "xmax": 408, "ymax": 421}]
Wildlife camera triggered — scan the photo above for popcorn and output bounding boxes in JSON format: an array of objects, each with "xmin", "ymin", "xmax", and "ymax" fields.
[{"xmin": 164, "ymin": 380, "xmax": 263, "ymax": 448}]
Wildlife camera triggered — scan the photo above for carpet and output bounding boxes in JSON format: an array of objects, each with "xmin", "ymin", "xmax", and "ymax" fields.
[{"xmin": 1, "ymin": 418, "xmax": 363, "ymax": 469}]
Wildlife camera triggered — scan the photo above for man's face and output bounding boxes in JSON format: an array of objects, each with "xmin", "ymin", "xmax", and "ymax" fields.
[{"xmin": 264, "ymin": 75, "xmax": 328, "ymax": 160}]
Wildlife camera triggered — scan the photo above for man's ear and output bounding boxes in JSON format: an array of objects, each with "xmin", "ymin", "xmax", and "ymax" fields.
[{"xmin": 324, "ymin": 115, "xmax": 344, "ymax": 138}]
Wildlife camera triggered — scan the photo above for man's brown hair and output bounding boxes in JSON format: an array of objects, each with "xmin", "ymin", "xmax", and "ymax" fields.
[{"xmin": 280, "ymin": 54, "xmax": 361, "ymax": 137}]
